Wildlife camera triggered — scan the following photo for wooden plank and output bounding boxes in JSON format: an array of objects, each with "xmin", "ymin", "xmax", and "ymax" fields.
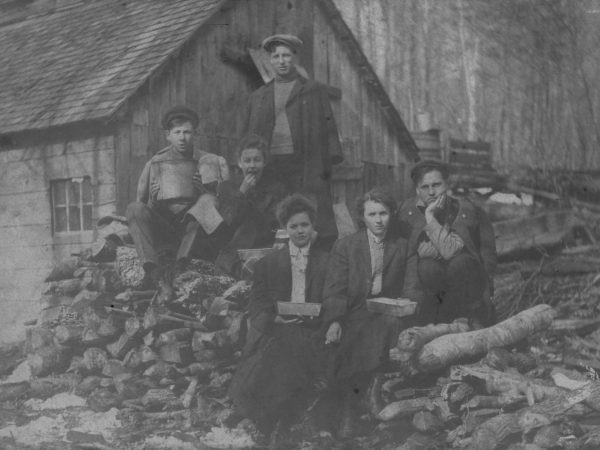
[
  {"xmin": 331, "ymin": 164, "xmax": 363, "ymax": 181},
  {"xmin": 493, "ymin": 209, "xmax": 583, "ymax": 256}
]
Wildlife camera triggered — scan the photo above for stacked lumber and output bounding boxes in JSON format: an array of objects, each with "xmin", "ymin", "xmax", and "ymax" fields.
[{"xmin": 19, "ymin": 237, "xmax": 251, "ymax": 423}]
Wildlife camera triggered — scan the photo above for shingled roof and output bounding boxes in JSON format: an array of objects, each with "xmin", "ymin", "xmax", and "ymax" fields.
[{"xmin": 0, "ymin": 0, "xmax": 226, "ymax": 134}]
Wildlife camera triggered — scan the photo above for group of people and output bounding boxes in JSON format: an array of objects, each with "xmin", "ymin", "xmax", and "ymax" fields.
[{"xmin": 123, "ymin": 33, "xmax": 497, "ymax": 447}]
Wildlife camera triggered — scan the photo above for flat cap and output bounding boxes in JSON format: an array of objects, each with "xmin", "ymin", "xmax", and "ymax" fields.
[
  {"xmin": 410, "ymin": 159, "xmax": 450, "ymax": 183},
  {"xmin": 261, "ymin": 34, "xmax": 303, "ymax": 53},
  {"xmin": 161, "ymin": 105, "xmax": 199, "ymax": 130}
]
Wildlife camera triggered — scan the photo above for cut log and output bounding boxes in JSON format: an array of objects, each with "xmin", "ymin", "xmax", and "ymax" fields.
[
  {"xmin": 106, "ymin": 332, "xmax": 139, "ymax": 359},
  {"xmin": 115, "ymin": 290, "xmax": 156, "ymax": 303},
  {"xmin": 140, "ymin": 388, "xmax": 181, "ymax": 410},
  {"xmin": 415, "ymin": 304, "xmax": 556, "ymax": 372},
  {"xmin": 54, "ymin": 324, "xmax": 84, "ymax": 346},
  {"xmin": 483, "ymin": 348, "xmax": 537, "ymax": 373},
  {"xmin": 123, "ymin": 349, "xmax": 143, "ymax": 371},
  {"xmin": 461, "ymin": 395, "xmax": 526, "ymax": 411},
  {"xmin": 412, "ymin": 411, "xmax": 442, "ymax": 432},
  {"xmin": 193, "ymin": 349, "xmax": 217, "ymax": 363},
  {"xmin": 71, "ymin": 290, "xmax": 103, "ymax": 315},
  {"xmin": 82, "ymin": 306, "xmax": 103, "ymax": 331},
  {"xmin": 115, "ymin": 246, "xmax": 146, "ymax": 288},
  {"xmin": 75, "ymin": 376, "xmax": 103, "ymax": 396},
  {"xmin": 159, "ymin": 342, "xmax": 193, "ymax": 365},
  {"xmin": 87, "ymin": 388, "xmax": 121, "ymax": 412},
  {"xmin": 550, "ymin": 318, "xmax": 600, "ymax": 335},
  {"xmin": 494, "ymin": 210, "xmax": 583, "ymax": 256},
  {"xmin": 181, "ymin": 377, "xmax": 199, "ymax": 408},
  {"xmin": 156, "ymin": 328, "xmax": 192, "ymax": 347},
  {"xmin": 43, "ymin": 278, "xmax": 90, "ymax": 296},
  {"xmin": 96, "ymin": 314, "xmax": 123, "ymax": 339},
  {"xmin": 184, "ymin": 361, "xmax": 218, "ymax": 377},
  {"xmin": 467, "ymin": 413, "xmax": 521, "ymax": 450},
  {"xmin": 45, "ymin": 258, "xmax": 81, "ymax": 282},
  {"xmin": 82, "ymin": 347, "xmax": 109, "ymax": 374},
  {"xmin": 377, "ymin": 397, "xmax": 437, "ymax": 421},
  {"xmin": 81, "ymin": 328, "xmax": 110, "ymax": 347},
  {"xmin": 140, "ymin": 346, "xmax": 159, "ymax": 364},
  {"xmin": 26, "ymin": 327, "xmax": 55, "ymax": 353},
  {"xmin": 143, "ymin": 361, "xmax": 178, "ymax": 381},
  {"xmin": 27, "ymin": 344, "xmax": 70, "ymax": 377},
  {"xmin": 391, "ymin": 320, "xmax": 471, "ymax": 363},
  {"xmin": 0, "ymin": 382, "xmax": 30, "ymax": 402}
]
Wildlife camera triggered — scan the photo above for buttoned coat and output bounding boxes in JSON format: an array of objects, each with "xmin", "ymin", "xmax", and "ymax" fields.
[
  {"xmin": 398, "ymin": 196, "xmax": 497, "ymax": 305},
  {"xmin": 322, "ymin": 229, "xmax": 409, "ymax": 379},
  {"xmin": 243, "ymin": 76, "xmax": 343, "ymax": 240}
]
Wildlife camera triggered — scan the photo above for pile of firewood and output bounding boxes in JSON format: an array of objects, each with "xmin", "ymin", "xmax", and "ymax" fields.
[
  {"xmin": 19, "ymin": 232, "xmax": 251, "ymax": 428},
  {"xmin": 358, "ymin": 304, "xmax": 600, "ymax": 450}
]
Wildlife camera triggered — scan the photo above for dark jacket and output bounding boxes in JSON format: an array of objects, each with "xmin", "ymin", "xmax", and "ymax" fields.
[
  {"xmin": 247, "ymin": 245, "xmax": 330, "ymax": 336},
  {"xmin": 243, "ymin": 76, "xmax": 343, "ymax": 240},
  {"xmin": 398, "ymin": 196, "xmax": 497, "ymax": 304},
  {"xmin": 215, "ymin": 173, "xmax": 288, "ymax": 277},
  {"xmin": 322, "ymin": 229, "xmax": 409, "ymax": 379}
]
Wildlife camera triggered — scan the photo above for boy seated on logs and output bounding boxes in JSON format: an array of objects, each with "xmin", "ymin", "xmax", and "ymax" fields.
[
  {"xmin": 398, "ymin": 160, "xmax": 497, "ymax": 326},
  {"xmin": 126, "ymin": 106, "xmax": 232, "ymax": 302}
]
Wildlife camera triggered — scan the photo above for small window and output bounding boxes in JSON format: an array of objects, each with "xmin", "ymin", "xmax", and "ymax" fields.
[{"xmin": 51, "ymin": 177, "xmax": 93, "ymax": 233}]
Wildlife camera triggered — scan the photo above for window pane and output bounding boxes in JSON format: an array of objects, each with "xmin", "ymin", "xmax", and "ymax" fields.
[
  {"xmin": 82, "ymin": 205, "xmax": 93, "ymax": 230},
  {"xmin": 81, "ymin": 178, "xmax": 92, "ymax": 203},
  {"xmin": 55, "ymin": 207, "xmax": 68, "ymax": 232},
  {"xmin": 69, "ymin": 180, "xmax": 80, "ymax": 205},
  {"xmin": 53, "ymin": 180, "xmax": 67, "ymax": 205},
  {"xmin": 68, "ymin": 206, "xmax": 81, "ymax": 231}
]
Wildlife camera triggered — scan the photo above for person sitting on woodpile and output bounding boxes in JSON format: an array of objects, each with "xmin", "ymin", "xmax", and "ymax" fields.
[
  {"xmin": 398, "ymin": 159, "xmax": 497, "ymax": 327},
  {"xmin": 125, "ymin": 106, "xmax": 233, "ymax": 303},
  {"xmin": 242, "ymin": 33, "xmax": 343, "ymax": 251},
  {"xmin": 321, "ymin": 188, "xmax": 409, "ymax": 438},
  {"xmin": 214, "ymin": 134, "xmax": 288, "ymax": 279},
  {"xmin": 227, "ymin": 194, "xmax": 331, "ymax": 448}
]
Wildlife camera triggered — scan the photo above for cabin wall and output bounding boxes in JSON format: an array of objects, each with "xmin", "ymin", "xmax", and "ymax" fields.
[
  {"xmin": 0, "ymin": 133, "xmax": 116, "ymax": 342},
  {"xmin": 313, "ymin": 3, "xmax": 412, "ymax": 207}
]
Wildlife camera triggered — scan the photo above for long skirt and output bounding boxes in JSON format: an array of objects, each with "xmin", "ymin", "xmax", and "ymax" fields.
[{"xmin": 228, "ymin": 323, "xmax": 329, "ymax": 428}]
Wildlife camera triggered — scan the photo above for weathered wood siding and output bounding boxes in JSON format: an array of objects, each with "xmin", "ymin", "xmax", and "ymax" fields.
[{"xmin": 0, "ymin": 133, "xmax": 116, "ymax": 341}]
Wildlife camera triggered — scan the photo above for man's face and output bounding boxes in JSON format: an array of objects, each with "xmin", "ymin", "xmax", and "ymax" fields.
[
  {"xmin": 286, "ymin": 212, "xmax": 314, "ymax": 248},
  {"xmin": 416, "ymin": 170, "xmax": 448, "ymax": 205},
  {"xmin": 238, "ymin": 148, "xmax": 265, "ymax": 179},
  {"xmin": 166, "ymin": 121, "xmax": 194, "ymax": 153},
  {"xmin": 363, "ymin": 200, "xmax": 390, "ymax": 239},
  {"xmin": 269, "ymin": 45, "xmax": 296, "ymax": 77}
]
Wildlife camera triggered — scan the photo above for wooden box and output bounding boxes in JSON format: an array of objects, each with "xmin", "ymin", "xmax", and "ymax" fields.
[
  {"xmin": 366, "ymin": 297, "xmax": 417, "ymax": 317},
  {"xmin": 277, "ymin": 302, "xmax": 322, "ymax": 317}
]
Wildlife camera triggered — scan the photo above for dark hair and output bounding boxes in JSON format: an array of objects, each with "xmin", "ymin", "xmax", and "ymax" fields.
[
  {"xmin": 276, "ymin": 194, "xmax": 317, "ymax": 228},
  {"xmin": 356, "ymin": 188, "xmax": 396, "ymax": 227},
  {"xmin": 237, "ymin": 134, "xmax": 269, "ymax": 160},
  {"xmin": 410, "ymin": 161, "xmax": 450, "ymax": 185},
  {"xmin": 265, "ymin": 41, "xmax": 296, "ymax": 54},
  {"xmin": 167, "ymin": 116, "xmax": 194, "ymax": 131}
]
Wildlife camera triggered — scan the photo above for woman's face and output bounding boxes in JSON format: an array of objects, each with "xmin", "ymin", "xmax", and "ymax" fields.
[
  {"xmin": 238, "ymin": 148, "xmax": 265, "ymax": 180},
  {"xmin": 363, "ymin": 200, "xmax": 390, "ymax": 238},
  {"xmin": 286, "ymin": 212, "xmax": 314, "ymax": 248}
]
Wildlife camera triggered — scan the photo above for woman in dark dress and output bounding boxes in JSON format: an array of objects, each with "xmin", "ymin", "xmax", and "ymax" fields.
[
  {"xmin": 228, "ymin": 194, "xmax": 330, "ymax": 447},
  {"xmin": 322, "ymin": 188, "xmax": 409, "ymax": 438}
]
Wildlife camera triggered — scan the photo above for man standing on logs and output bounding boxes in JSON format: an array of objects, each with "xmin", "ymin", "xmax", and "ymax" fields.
[
  {"xmin": 398, "ymin": 160, "xmax": 497, "ymax": 326},
  {"xmin": 242, "ymin": 34, "xmax": 343, "ymax": 250},
  {"xmin": 126, "ymin": 106, "xmax": 232, "ymax": 302}
]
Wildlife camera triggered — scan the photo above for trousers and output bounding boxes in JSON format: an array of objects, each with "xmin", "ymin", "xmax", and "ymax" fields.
[{"xmin": 417, "ymin": 253, "xmax": 486, "ymax": 324}]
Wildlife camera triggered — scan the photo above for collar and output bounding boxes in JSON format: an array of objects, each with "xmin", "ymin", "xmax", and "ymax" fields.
[
  {"xmin": 367, "ymin": 229, "xmax": 385, "ymax": 245},
  {"xmin": 289, "ymin": 241, "xmax": 310, "ymax": 258}
]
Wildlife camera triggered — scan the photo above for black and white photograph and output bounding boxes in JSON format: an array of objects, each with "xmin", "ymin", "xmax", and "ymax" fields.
[{"xmin": 1, "ymin": 0, "xmax": 600, "ymax": 448}]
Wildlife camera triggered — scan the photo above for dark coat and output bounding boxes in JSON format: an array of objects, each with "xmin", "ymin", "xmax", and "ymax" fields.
[
  {"xmin": 246, "ymin": 245, "xmax": 330, "ymax": 337},
  {"xmin": 228, "ymin": 246, "xmax": 331, "ymax": 422},
  {"xmin": 322, "ymin": 229, "xmax": 409, "ymax": 379},
  {"xmin": 214, "ymin": 172, "xmax": 288, "ymax": 277},
  {"xmin": 243, "ymin": 76, "xmax": 343, "ymax": 240},
  {"xmin": 398, "ymin": 196, "xmax": 497, "ymax": 305}
]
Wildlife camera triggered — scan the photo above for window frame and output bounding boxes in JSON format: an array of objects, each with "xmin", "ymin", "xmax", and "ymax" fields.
[{"xmin": 50, "ymin": 177, "xmax": 93, "ymax": 235}]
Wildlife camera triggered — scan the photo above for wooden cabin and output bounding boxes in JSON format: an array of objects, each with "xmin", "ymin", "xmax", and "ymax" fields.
[{"xmin": 0, "ymin": 0, "xmax": 417, "ymax": 340}]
